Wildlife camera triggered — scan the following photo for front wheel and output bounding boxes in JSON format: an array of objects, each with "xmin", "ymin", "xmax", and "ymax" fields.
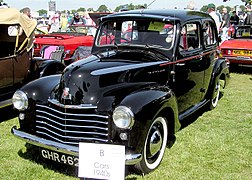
[{"xmin": 133, "ymin": 116, "xmax": 168, "ymax": 175}]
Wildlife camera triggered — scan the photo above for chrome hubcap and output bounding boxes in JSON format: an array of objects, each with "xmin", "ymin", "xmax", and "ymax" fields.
[{"xmin": 149, "ymin": 126, "xmax": 162, "ymax": 157}]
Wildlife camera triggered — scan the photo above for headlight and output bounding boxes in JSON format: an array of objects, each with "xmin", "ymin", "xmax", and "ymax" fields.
[
  {"xmin": 12, "ymin": 90, "xmax": 28, "ymax": 111},
  {"xmin": 112, "ymin": 106, "xmax": 134, "ymax": 129}
]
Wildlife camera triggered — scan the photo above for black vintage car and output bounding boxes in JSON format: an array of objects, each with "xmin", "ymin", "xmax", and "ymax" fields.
[{"xmin": 12, "ymin": 9, "xmax": 230, "ymax": 175}]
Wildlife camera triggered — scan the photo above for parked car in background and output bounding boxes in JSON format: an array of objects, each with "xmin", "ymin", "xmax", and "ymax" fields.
[
  {"xmin": 12, "ymin": 9, "xmax": 230, "ymax": 176},
  {"xmin": 219, "ymin": 25, "xmax": 252, "ymax": 67},
  {"xmin": 0, "ymin": 8, "xmax": 65, "ymax": 108},
  {"xmin": 33, "ymin": 24, "xmax": 96, "ymax": 64},
  {"xmin": 33, "ymin": 13, "xmax": 111, "ymax": 65}
]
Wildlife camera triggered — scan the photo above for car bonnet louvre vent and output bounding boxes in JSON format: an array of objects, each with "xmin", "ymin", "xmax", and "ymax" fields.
[{"xmin": 35, "ymin": 100, "xmax": 109, "ymax": 146}]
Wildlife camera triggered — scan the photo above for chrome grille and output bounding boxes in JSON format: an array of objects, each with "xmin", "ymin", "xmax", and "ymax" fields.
[{"xmin": 35, "ymin": 99, "xmax": 109, "ymax": 146}]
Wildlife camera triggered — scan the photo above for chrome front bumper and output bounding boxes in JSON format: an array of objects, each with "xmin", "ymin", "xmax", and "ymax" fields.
[
  {"xmin": 11, "ymin": 126, "xmax": 142, "ymax": 165},
  {"xmin": 0, "ymin": 99, "xmax": 12, "ymax": 108}
]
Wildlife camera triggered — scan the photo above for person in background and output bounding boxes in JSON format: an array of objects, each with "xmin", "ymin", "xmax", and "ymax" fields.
[
  {"xmin": 0, "ymin": 2, "xmax": 9, "ymax": 8},
  {"xmin": 20, "ymin": 7, "xmax": 31, "ymax": 18},
  {"xmin": 230, "ymin": 11, "xmax": 239, "ymax": 25},
  {"xmin": 207, "ymin": 3, "xmax": 221, "ymax": 33},
  {"xmin": 245, "ymin": 5, "xmax": 252, "ymax": 25},
  {"xmin": 240, "ymin": 12, "xmax": 247, "ymax": 25},
  {"xmin": 69, "ymin": 12, "xmax": 86, "ymax": 25},
  {"xmin": 48, "ymin": 12, "xmax": 60, "ymax": 33},
  {"xmin": 220, "ymin": 7, "xmax": 230, "ymax": 42},
  {"xmin": 60, "ymin": 13, "xmax": 68, "ymax": 32}
]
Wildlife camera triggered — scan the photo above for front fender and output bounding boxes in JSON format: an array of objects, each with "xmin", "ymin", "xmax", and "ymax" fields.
[
  {"xmin": 120, "ymin": 87, "xmax": 175, "ymax": 120},
  {"xmin": 119, "ymin": 86, "xmax": 180, "ymax": 152},
  {"xmin": 16, "ymin": 75, "xmax": 61, "ymax": 132},
  {"xmin": 20, "ymin": 74, "xmax": 61, "ymax": 103}
]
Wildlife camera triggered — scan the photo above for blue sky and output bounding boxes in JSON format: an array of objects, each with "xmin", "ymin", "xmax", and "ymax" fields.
[{"xmin": 5, "ymin": 0, "xmax": 244, "ymax": 12}]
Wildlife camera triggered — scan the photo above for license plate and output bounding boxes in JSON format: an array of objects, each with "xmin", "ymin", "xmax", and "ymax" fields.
[
  {"xmin": 233, "ymin": 50, "xmax": 252, "ymax": 56},
  {"xmin": 41, "ymin": 149, "xmax": 79, "ymax": 166}
]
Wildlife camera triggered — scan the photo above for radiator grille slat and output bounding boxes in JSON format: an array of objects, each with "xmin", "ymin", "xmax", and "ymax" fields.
[{"xmin": 35, "ymin": 100, "xmax": 110, "ymax": 146}]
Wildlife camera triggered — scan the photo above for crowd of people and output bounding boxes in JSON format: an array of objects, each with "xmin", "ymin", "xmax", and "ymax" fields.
[
  {"xmin": 44, "ymin": 11, "xmax": 91, "ymax": 33},
  {"xmin": 18, "ymin": 5, "xmax": 93, "ymax": 34},
  {"xmin": 207, "ymin": 3, "xmax": 252, "ymax": 43},
  {"xmin": 2, "ymin": 1, "xmax": 252, "ymax": 43}
]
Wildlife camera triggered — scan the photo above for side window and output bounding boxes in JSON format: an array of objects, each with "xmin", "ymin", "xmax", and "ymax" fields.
[
  {"xmin": 8, "ymin": 25, "xmax": 23, "ymax": 36},
  {"xmin": 203, "ymin": 21, "xmax": 217, "ymax": 46},
  {"xmin": 179, "ymin": 23, "xmax": 200, "ymax": 52},
  {"xmin": 97, "ymin": 22, "xmax": 117, "ymax": 45}
]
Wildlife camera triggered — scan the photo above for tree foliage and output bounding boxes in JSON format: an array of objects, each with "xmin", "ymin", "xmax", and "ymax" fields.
[
  {"xmin": 97, "ymin": 5, "xmax": 109, "ymax": 12},
  {"xmin": 241, "ymin": 0, "xmax": 252, "ymax": 6},
  {"xmin": 200, "ymin": 5, "xmax": 208, "ymax": 12},
  {"xmin": 77, "ymin": 7, "xmax": 86, "ymax": 12},
  {"xmin": 87, "ymin": 8, "xmax": 94, "ymax": 12},
  {"xmin": 114, "ymin": 3, "xmax": 147, "ymax": 12},
  {"xmin": 37, "ymin": 9, "xmax": 47, "ymax": 16}
]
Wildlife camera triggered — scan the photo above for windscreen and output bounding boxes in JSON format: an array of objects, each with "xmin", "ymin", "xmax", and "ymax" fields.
[
  {"xmin": 96, "ymin": 20, "xmax": 175, "ymax": 50},
  {"xmin": 235, "ymin": 26, "xmax": 251, "ymax": 38}
]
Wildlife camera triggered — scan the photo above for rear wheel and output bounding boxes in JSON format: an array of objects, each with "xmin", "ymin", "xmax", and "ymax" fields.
[
  {"xmin": 133, "ymin": 116, "xmax": 168, "ymax": 175},
  {"xmin": 209, "ymin": 79, "xmax": 221, "ymax": 109}
]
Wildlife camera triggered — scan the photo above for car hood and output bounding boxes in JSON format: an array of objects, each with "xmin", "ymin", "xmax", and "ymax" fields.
[
  {"xmin": 220, "ymin": 39, "xmax": 252, "ymax": 49},
  {"xmin": 50, "ymin": 51, "xmax": 166, "ymax": 106}
]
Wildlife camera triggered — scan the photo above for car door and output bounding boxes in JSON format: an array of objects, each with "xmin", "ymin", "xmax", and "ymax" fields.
[
  {"xmin": 12, "ymin": 27, "xmax": 31, "ymax": 87},
  {"xmin": 173, "ymin": 22, "xmax": 205, "ymax": 114},
  {"xmin": 0, "ymin": 57, "xmax": 13, "ymax": 90},
  {"xmin": 200, "ymin": 20, "xmax": 219, "ymax": 100},
  {"xmin": 0, "ymin": 25, "xmax": 15, "ymax": 92},
  {"xmin": 13, "ymin": 51, "xmax": 31, "ymax": 86}
]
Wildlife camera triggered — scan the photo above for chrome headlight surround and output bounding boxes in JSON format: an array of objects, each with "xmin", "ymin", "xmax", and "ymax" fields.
[
  {"xmin": 112, "ymin": 106, "xmax": 135, "ymax": 129},
  {"xmin": 12, "ymin": 90, "xmax": 28, "ymax": 111}
]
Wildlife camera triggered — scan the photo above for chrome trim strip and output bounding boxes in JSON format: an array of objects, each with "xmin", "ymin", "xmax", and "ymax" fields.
[
  {"xmin": 228, "ymin": 57, "xmax": 252, "ymax": 60},
  {"xmin": 36, "ymin": 129, "xmax": 108, "ymax": 143},
  {"xmin": 37, "ymin": 122, "xmax": 108, "ymax": 135},
  {"xmin": 48, "ymin": 99, "xmax": 97, "ymax": 109},
  {"xmin": 36, "ymin": 105, "xmax": 109, "ymax": 118},
  {"xmin": 37, "ymin": 118, "xmax": 108, "ymax": 130},
  {"xmin": 12, "ymin": 127, "xmax": 142, "ymax": 165},
  {"xmin": 0, "ymin": 99, "xmax": 12, "ymax": 108},
  {"xmin": 91, "ymin": 61, "xmax": 163, "ymax": 76},
  {"xmin": 36, "ymin": 112, "xmax": 108, "ymax": 124}
]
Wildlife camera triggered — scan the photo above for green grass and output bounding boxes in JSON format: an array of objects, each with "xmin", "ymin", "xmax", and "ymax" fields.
[{"xmin": 0, "ymin": 72, "xmax": 251, "ymax": 180}]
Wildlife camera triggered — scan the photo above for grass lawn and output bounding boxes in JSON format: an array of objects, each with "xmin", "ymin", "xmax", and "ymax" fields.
[{"xmin": 0, "ymin": 71, "xmax": 251, "ymax": 180}]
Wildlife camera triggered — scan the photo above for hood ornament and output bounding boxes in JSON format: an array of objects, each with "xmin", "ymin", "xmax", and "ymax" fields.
[{"xmin": 62, "ymin": 87, "xmax": 71, "ymax": 100}]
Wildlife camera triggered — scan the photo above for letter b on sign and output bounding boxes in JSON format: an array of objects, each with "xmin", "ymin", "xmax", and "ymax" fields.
[{"xmin": 100, "ymin": 149, "xmax": 104, "ymax": 157}]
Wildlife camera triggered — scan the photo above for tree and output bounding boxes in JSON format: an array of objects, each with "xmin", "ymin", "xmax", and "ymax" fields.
[
  {"xmin": 240, "ymin": 5, "xmax": 246, "ymax": 11},
  {"xmin": 114, "ymin": 3, "xmax": 147, "ymax": 12},
  {"xmin": 217, "ymin": 5, "xmax": 225, "ymax": 12},
  {"xmin": 200, "ymin": 5, "xmax": 208, "ymax": 12},
  {"xmin": 135, "ymin": 4, "xmax": 147, "ymax": 9},
  {"xmin": 37, "ymin": 9, "xmax": 47, "ymax": 16},
  {"xmin": 241, "ymin": 0, "xmax": 252, "ymax": 6},
  {"xmin": 77, "ymin": 7, "xmax": 86, "ymax": 12},
  {"xmin": 87, "ymin": 8, "xmax": 94, "ymax": 12},
  {"xmin": 97, "ymin": 5, "xmax": 109, "ymax": 12}
]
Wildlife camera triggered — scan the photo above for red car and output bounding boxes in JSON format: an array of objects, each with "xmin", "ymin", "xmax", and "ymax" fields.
[
  {"xmin": 34, "ymin": 13, "xmax": 112, "ymax": 65},
  {"xmin": 34, "ymin": 24, "xmax": 96, "ymax": 62},
  {"xmin": 219, "ymin": 25, "xmax": 252, "ymax": 67}
]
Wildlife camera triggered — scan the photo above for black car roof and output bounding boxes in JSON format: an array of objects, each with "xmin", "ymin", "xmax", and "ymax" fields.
[{"xmin": 100, "ymin": 9, "xmax": 212, "ymax": 24}]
